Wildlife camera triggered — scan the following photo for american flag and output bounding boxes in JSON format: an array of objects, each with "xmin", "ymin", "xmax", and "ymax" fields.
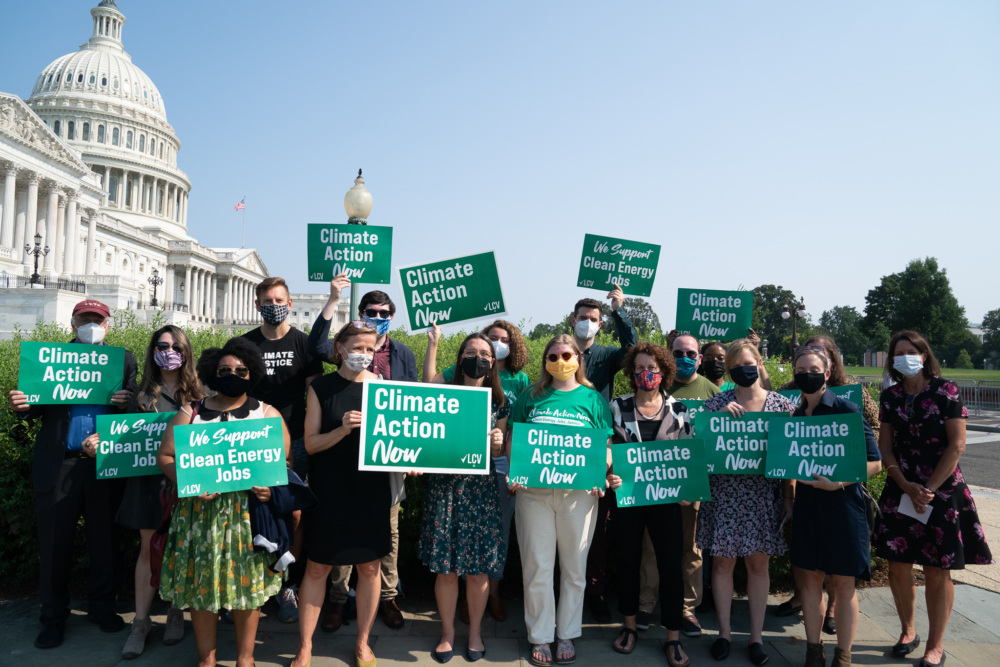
[{"xmin": 234, "ymin": 197, "xmax": 245, "ymax": 211}]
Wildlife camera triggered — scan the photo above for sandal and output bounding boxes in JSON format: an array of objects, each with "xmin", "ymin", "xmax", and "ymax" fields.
[
  {"xmin": 554, "ymin": 638, "xmax": 576, "ymax": 665},
  {"xmin": 529, "ymin": 643, "xmax": 553, "ymax": 667},
  {"xmin": 613, "ymin": 627, "xmax": 637, "ymax": 654},
  {"xmin": 665, "ymin": 640, "xmax": 690, "ymax": 667}
]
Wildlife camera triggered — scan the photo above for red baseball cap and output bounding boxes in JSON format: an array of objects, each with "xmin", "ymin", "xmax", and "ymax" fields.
[{"xmin": 72, "ymin": 299, "xmax": 110, "ymax": 319}]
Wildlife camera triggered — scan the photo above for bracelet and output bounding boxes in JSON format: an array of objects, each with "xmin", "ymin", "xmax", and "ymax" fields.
[{"xmin": 885, "ymin": 464, "xmax": 899, "ymax": 475}]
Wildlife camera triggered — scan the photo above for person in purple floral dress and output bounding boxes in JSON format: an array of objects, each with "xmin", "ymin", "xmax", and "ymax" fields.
[{"xmin": 874, "ymin": 330, "xmax": 993, "ymax": 667}]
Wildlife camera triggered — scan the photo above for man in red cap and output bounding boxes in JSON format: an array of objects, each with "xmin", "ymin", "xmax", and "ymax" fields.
[{"xmin": 7, "ymin": 298, "xmax": 138, "ymax": 649}]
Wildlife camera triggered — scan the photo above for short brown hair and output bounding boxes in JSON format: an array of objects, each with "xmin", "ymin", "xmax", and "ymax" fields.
[
  {"xmin": 803, "ymin": 334, "xmax": 847, "ymax": 386},
  {"xmin": 359, "ymin": 290, "xmax": 395, "ymax": 316},
  {"xmin": 622, "ymin": 342, "xmax": 676, "ymax": 391},
  {"xmin": 573, "ymin": 298, "xmax": 603, "ymax": 318},
  {"xmin": 885, "ymin": 329, "xmax": 942, "ymax": 383},
  {"xmin": 329, "ymin": 321, "xmax": 378, "ymax": 366},
  {"xmin": 255, "ymin": 277, "xmax": 289, "ymax": 301}
]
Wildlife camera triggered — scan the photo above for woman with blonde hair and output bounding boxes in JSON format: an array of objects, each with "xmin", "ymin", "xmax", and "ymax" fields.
[{"xmin": 507, "ymin": 334, "xmax": 612, "ymax": 666}]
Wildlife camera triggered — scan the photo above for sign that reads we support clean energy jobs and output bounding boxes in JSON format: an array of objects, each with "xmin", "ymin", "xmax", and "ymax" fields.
[
  {"xmin": 18, "ymin": 341, "xmax": 125, "ymax": 405},
  {"xmin": 765, "ymin": 413, "xmax": 869, "ymax": 483},
  {"xmin": 173, "ymin": 417, "xmax": 288, "ymax": 497},
  {"xmin": 612, "ymin": 438, "xmax": 712, "ymax": 508},
  {"xmin": 577, "ymin": 234, "xmax": 661, "ymax": 297},
  {"xmin": 95, "ymin": 412, "xmax": 176, "ymax": 479},
  {"xmin": 694, "ymin": 411, "xmax": 775, "ymax": 475},
  {"xmin": 507, "ymin": 422, "xmax": 608, "ymax": 491},
  {"xmin": 307, "ymin": 223, "xmax": 393, "ymax": 284},
  {"xmin": 359, "ymin": 380, "xmax": 492, "ymax": 474},
  {"xmin": 675, "ymin": 289, "xmax": 753, "ymax": 339},
  {"xmin": 397, "ymin": 251, "xmax": 506, "ymax": 332}
]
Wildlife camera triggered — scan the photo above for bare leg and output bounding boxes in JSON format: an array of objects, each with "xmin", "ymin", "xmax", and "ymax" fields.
[
  {"xmin": 190, "ymin": 609, "xmax": 219, "ymax": 667},
  {"xmin": 293, "ymin": 559, "xmax": 332, "ymax": 667},
  {"xmin": 355, "ymin": 560, "xmax": 381, "ymax": 661},
  {"xmin": 488, "ymin": 577, "xmax": 501, "ymax": 599},
  {"xmin": 466, "ymin": 574, "xmax": 489, "ymax": 652},
  {"xmin": 796, "ymin": 567, "xmax": 826, "ymax": 644},
  {"xmin": 923, "ymin": 566, "xmax": 954, "ymax": 664},
  {"xmin": 289, "ymin": 510, "xmax": 303, "ymax": 562},
  {"xmin": 134, "ymin": 529, "xmax": 156, "ymax": 620},
  {"xmin": 434, "ymin": 573, "xmax": 459, "ymax": 654},
  {"xmin": 824, "ymin": 572, "xmax": 838, "ymax": 618},
  {"xmin": 712, "ymin": 556, "xmax": 737, "ymax": 640},
  {"xmin": 887, "ymin": 561, "xmax": 918, "ymax": 644},
  {"xmin": 745, "ymin": 552, "xmax": 770, "ymax": 644},
  {"xmin": 230, "ymin": 608, "xmax": 260, "ymax": 667},
  {"xmin": 830, "ymin": 575, "xmax": 858, "ymax": 651},
  {"xmin": 665, "ymin": 628, "xmax": 689, "ymax": 664}
]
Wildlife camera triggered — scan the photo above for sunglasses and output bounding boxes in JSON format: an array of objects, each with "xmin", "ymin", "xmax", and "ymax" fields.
[
  {"xmin": 364, "ymin": 308, "xmax": 391, "ymax": 318},
  {"xmin": 672, "ymin": 350, "xmax": 699, "ymax": 360},
  {"xmin": 155, "ymin": 342, "xmax": 182, "ymax": 353},
  {"xmin": 217, "ymin": 365, "xmax": 250, "ymax": 378},
  {"xmin": 546, "ymin": 351, "xmax": 576, "ymax": 363}
]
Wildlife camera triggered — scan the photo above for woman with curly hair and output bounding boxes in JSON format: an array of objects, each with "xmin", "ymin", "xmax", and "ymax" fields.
[{"xmin": 157, "ymin": 337, "xmax": 291, "ymax": 667}]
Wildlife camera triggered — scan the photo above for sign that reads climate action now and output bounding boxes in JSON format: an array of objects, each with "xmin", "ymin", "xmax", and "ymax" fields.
[
  {"xmin": 675, "ymin": 289, "xmax": 753, "ymax": 339},
  {"xmin": 577, "ymin": 234, "xmax": 661, "ymax": 297},
  {"xmin": 397, "ymin": 251, "xmax": 506, "ymax": 332},
  {"xmin": 612, "ymin": 438, "xmax": 711, "ymax": 508},
  {"xmin": 507, "ymin": 422, "xmax": 607, "ymax": 490},
  {"xmin": 95, "ymin": 412, "xmax": 176, "ymax": 479},
  {"xmin": 678, "ymin": 400, "xmax": 707, "ymax": 433},
  {"xmin": 173, "ymin": 417, "xmax": 288, "ymax": 497},
  {"xmin": 359, "ymin": 380, "xmax": 491, "ymax": 474},
  {"xmin": 18, "ymin": 341, "xmax": 124, "ymax": 405},
  {"xmin": 694, "ymin": 411, "xmax": 775, "ymax": 475},
  {"xmin": 307, "ymin": 223, "xmax": 393, "ymax": 284},
  {"xmin": 765, "ymin": 413, "xmax": 869, "ymax": 483},
  {"xmin": 777, "ymin": 384, "xmax": 865, "ymax": 410}
]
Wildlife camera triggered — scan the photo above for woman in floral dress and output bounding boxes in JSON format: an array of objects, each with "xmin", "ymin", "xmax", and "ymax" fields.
[
  {"xmin": 158, "ymin": 337, "xmax": 291, "ymax": 667},
  {"xmin": 419, "ymin": 328, "xmax": 508, "ymax": 663},
  {"xmin": 874, "ymin": 330, "xmax": 992, "ymax": 667}
]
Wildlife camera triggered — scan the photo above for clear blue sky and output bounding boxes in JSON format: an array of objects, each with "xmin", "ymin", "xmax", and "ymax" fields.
[{"xmin": 3, "ymin": 1, "xmax": 997, "ymax": 331}]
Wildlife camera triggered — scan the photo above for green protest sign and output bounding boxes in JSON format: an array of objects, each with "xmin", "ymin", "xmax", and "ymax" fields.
[
  {"xmin": 675, "ymin": 288, "xmax": 753, "ymax": 339},
  {"xmin": 678, "ymin": 400, "xmax": 707, "ymax": 433},
  {"xmin": 612, "ymin": 438, "xmax": 711, "ymax": 508},
  {"xmin": 507, "ymin": 422, "xmax": 607, "ymax": 490},
  {"xmin": 359, "ymin": 380, "xmax": 491, "ymax": 474},
  {"xmin": 397, "ymin": 251, "xmax": 506, "ymax": 332},
  {"xmin": 307, "ymin": 223, "xmax": 393, "ymax": 284},
  {"xmin": 765, "ymin": 413, "xmax": 869, "ymax": 482},
  {"xmin": 173, "ymin": 417, "xmax": 288, "ymax": 497},
  {"xmin": 95, "ymin": 412, "xmax": 175, "ymax": 479},
  {"xmin": 577, "ymin": 234, "xmax": 661, "ymax": 297},
  {"xmin": 777, "ymin": 384, "xmax": 865, "ymax": 410},
  {"xmin": 17, "ymin": 341, "xmax": 124, "ymax": 405},
  {"xmin": 694, "ymin": 411, "xmax": 777, "ymax": 475}
]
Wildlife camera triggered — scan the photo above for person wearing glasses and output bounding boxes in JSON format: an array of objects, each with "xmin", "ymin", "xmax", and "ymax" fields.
[
  {"xmin": 699, "ymin": 338, "xmax": 796, "ymax": 666},
  {"xmin": 308, "ymin": 275, "xmax": 416, "ymax": 631},
  {"xmin": 874, "ymin": 330, "xmax": 992, "ymax": 667},
  {"xmin": 424, "ymin": 319, "xmax": 531, "ymax": 622},
  {"xmin": 292, "ymin": 321, "xmax": 387, "ymax": 667},
  {"xmin": 787, "ymin": 345, "xmax": 881, "ymax": 667},
  {"xmin": 157, "ymin": 337, "xmax": 292, "ymax": 667},
  {"xmin": 117, "ymin": 326, "xmax": 204, "ymax": 658},
  {"xmin": 506, "ymin": 335, "xmax": 613, "ymax": 667}
]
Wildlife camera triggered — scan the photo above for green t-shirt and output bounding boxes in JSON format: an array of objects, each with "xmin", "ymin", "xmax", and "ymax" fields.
[
  {"xmin": 719, "ymin": 381, "xmax": 736, "ymax": 392},
  {"xmin": 441, "ymin": 366, "xmax": 531, "ymax": 406},
  {"xmin": 510, "ymin": 384, "xmax": 613, "ymax": 436},
  {"xmin": 668, "ymin": 374, "xmax": 722, "ymax": 401}
]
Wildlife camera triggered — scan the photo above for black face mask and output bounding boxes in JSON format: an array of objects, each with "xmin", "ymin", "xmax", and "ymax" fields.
[
  {"xmin": 729, "ymin": 365, "xmax": 759, "ymax": 388},
  {"xmin": 701, "ymin": 359, "xmax": 726, "ymax": 382},
  {"xmin": 213, "ymin": 374, "xmax": 252, "ymax": 398},
  {"xmin": 794, "ymin": 371, "xmax": 827, "ymax": 395},
  {"xmin": 460, "ymin": 356, "xmax": 492, "ymax": 380}
]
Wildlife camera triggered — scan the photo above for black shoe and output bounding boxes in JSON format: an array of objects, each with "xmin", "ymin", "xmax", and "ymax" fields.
[
  {"xmin": 710, "ymin": 638, "xmax": 730, "ymax": 661},
  {"xmin": 431, "ymin": 647, "xmax": 453, "ymax": 663},
  {"xmin": 466, "ymin": 645, "xmax": 486, "ymax": 662},
  {"xmin": 918, "ymin": 653, "xmax": 946, "ymax": 667},
  {"xmin": 87, "ymin": 612, "xmax": 126, "ymax": 633},
  {"xmin": 681, "ymin": 616, "xmax": 703, "ymax": 638},
  {"xmin": 635, "ymin": 610, "xmax": 652, "ymax": 630},
  {"xmin": 749, "ymin": 642, "xmax": 769, "ymax": 666},
  {"xmin": 774, "ymin": 600, "xmax": 802, "ymax": 617},
  {"xmin": 822, "ymin": 615, "xmax": 837, "ymax": 635},
  {"xmin": 891, "ymin": 634, "xmax": 921, "ymax": 657},
  {"xmin": 586, "ymin": 595, "xmax": 612, "ymax": 623},
  {"xmin": 35, "ymin": 622, "xmax": 65, "ymax": 649}
]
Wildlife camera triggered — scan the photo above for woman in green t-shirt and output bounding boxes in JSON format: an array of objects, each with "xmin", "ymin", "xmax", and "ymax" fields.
[{"xmin": 506, "ymin": 334, "xmax": 612, "ymax": 667}]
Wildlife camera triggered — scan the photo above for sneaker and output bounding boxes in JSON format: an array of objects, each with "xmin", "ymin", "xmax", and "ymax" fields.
[
  {"xmin": 681, "ymin": 615, "xmax": 702, "ymax": 638},
  {"xmin": 635, "ymin": 611, "xmax": 652, "ymax": 630},
  {"xmin": 163, "ymin": 606, "xmax": 185, "ymax": 646},
  {"xmin": 122, "ymin": 616, "xmax": 152, "ymax": 659},
  {"xmin": 34, "ymin": 621, "xmax": 65, "ymax": 649},
  {"xmin": 277, "ymin": 586, "xmax": 299, "ymax": 624}
]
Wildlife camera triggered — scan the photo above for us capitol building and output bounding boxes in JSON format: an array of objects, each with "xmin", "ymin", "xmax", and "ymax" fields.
[{"xmin": 0, "ymin": 1, "xmax": 346, "ymax": 336}]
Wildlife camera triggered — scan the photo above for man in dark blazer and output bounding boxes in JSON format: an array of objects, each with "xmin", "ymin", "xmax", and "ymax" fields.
[{"xmin": 8, "ymin": 299, "xmax": 137, "ymax": 649}]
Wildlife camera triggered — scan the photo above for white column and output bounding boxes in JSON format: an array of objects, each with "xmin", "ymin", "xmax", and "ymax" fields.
[
  {"xmin": 131, "ymin": 175, "xmax": 139, "ymax": 212},
  {"xmin": 55, "ymin": 198, "xmax": 66, "ymax": 277},
  {"xmin": 22, "ymin": 175, "xmax": 38, "ymax": 266},
  {"xmin": 103, "ymin": 166, "xmax": 110, "ymax": 205},
  {"xmin": 0, "ymin": 164, "xmax": 16, "ymax": 248},
  {"xmin": 63, "ymin": 193, "xmax": 78, "ymax": 276},
  {"xmin": 200, "ymin": 270, "xmax": 207, "ymax": 317},
  {"xmin": 183, "ymin": 265, "xmax": 192, "ymax": 312},
  {"xmin": 162, "ymin": 265, "xmax": 173, "ymax": 308},
  {"xmin": 137, "ymin": 173, "xmax": 144, "ymax": 213},
  {"xmin": 239, "ymin": 279, "xmax": 246, "ymax": 321},
  {"xmin": 85, "ymin": 211, "xmax": 98, "ymax": 274},
  {"xmin": 223, "ymin": 278, "xmax": 231, "ymax": 321},
  {"xmin": 181, "ymin": 191, "xmax": 188, "ymax": 226},
  {"xmin": 195, "ymin": 269, "xmax": 203, "ymax": 317},
  {"xmin": 13, "ymin": 188, "xmax": 27, "ymax": 261},
  {"xmin": 210, "ymin": 274, "xmax": 217, "ymax": 322},
  {"xmin": 42, "ymin": 186, "xmax": 58, "ymax": 276}
]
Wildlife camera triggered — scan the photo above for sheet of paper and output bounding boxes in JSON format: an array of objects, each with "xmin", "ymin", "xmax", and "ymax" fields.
[{"xmin": 899, "ymin": 494, "xmax": 932, "ymax": 525}]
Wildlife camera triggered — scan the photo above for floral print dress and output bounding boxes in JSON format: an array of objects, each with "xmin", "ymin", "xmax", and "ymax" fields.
[{"xmin": 874, "ymin": 378, "xmax": 993, "ymax": 569}]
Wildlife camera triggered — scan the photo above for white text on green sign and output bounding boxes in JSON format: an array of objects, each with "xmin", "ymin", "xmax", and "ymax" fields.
[
  {"xmin": 18, "ymin": 341, "xmax": 124, "ymax": 405},
  {"xmin": 675, "ymin": 289, "xmax": 753, "ymax": 339},
  {"xmin": 397, "ymin": 251, "xmax": 506, "ymax": 331},
  {"xmin": 174, "ymin": 417, "xmax": 288, "ymax": 497},
  {"xmin": 307, "ymin": 224, "xmax": 393, "ymax": 283},
  {"xmin": 613, "ymin": 438, "xmax": 712, "ymax": 507},
  {"xmin": 96, "ymin": 412, "xmax": 175, "ymax": 479},
  {"xmin": 507, "ymin": 422, "xmax": 607, "ymax": 490},
  {"xmin": 577, "ymin": 234, "xmax": 661, "ymax": 297},
  {"xmin": 765, "ymin": 413, "xmax": 869, "ymax": 482},
  {"xmin": 694, "ymin": 411, "xmax": 776, "ymax": 475}
]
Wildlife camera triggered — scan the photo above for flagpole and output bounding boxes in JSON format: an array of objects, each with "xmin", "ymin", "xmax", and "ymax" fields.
[{"xmin": 241, "ymin": 195, "xmax": 246, "ymax": 248}]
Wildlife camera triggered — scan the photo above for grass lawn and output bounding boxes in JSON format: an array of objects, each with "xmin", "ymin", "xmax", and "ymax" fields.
[{"xmin": 844, "ymin": 366, "xmax": 1000, "ymax": 382}]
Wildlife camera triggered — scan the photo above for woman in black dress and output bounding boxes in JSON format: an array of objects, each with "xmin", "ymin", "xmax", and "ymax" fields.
[
  {"xmin": 874, "ymin": 330, "xmax": 993, "ymax": 667},
  {"xmin": 292, "ymin": 322, "xmax": 386, "ymax": 667}
]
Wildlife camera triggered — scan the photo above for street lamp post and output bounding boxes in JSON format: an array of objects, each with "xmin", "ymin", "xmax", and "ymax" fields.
[
  {"xmin": 24, "ymin": 232, "xmax": 49, "ymax": 286},
  {"xmin": 781, "ymin": 296, "xmax": 808, "ymax": 357},
  {"xmin": 343, "ymin": 169, "xmax": 373, "ymax": 320},
  {"xmin": 148, "ymin": 268, "xmax": 164, "ymax": 308}
]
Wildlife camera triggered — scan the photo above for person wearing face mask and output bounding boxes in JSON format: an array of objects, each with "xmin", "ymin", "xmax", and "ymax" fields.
[
  {"xmin": 157, "ymin": 337, "xmax": 292, "ymax": 667},
  {"xmin": 308, "ymin": 275, "xmax": 417, "ymax": 631},
  {"xmin": 7, "ymin": 299, "xmax": 137, "ymax": 650},
  {"xmin": 424, "ymin": 319, "xmax": 531, "ymax": 622},
  {"xmin": 874, "ymin": 331, "xmax": 993, "ymax": 667},
  {"xmin": 787, "ymin": 346, "xmax": 881, "ymax": 667},
  {"xmin": 291, "ymin": 322, "xmax": 387, "ymax": 667},
  {"xmin": 699, "ymin": 339, "xmax": 796, "ymax": 666},
  {"xmin": 700, "ymin": 341, "xmax": 733, "ymax": 390},
  {"xmin": 418, "ymin": 332, "xmax": 509, "ymax": 663},
  {"xmin": 506, "ymin": 335, "xmax": 612, "ymax": 667},
  {"xmin": 242, "ymin": 276, "xmax": 324, "ymax": 623},
  {"xmin": 116, "ymin": 325, "xmax": 204, "ymax": 658}
]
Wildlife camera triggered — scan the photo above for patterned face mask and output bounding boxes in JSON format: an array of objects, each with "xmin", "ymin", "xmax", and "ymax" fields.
[
  {"xmin": 634, "ymin": 370, "xmax": 662, "ymax": 392},
  {"xmin": 259, "ymin": 303, "xmax": 288, "ymax": 325},
  {"xmin": 153, "ymin": 349, "xmax": 185, "ymax": 370}
]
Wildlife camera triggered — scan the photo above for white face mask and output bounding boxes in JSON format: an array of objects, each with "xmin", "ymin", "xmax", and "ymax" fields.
[
  {"xmin": 76, "ymin": 322, "xmax": 106, "ymax": 345},
  {"xmin": 893, "ymin": 354, "xmax": 924, "ymax": 378},
  {"xmin": 340, "ymin": 345, "xmax": 373, "ymax": 373},
  {"xmin": 492, "ymin": 340, "xmax": 510, "ymax": 360},
  {"xmin": 574, "ymin": 319, "xmax": 600, "ymax": 340}
]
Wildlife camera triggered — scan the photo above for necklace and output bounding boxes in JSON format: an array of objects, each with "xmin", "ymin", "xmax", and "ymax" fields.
[{"xmin": 636, "ymin": 394, "xmax": 664, "ymax": 420}]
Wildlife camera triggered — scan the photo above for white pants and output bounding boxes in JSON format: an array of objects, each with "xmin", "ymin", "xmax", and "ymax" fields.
[{"xmin": 516, "ymin": 488, "xmax": 598, "ymax": 644}]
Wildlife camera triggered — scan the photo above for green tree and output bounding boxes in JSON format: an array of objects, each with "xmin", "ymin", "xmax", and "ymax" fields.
[
  {"xmin": 954, "ymin": 349, "xmax": 973, "ymax": 369},
  {"xmin": 818, "ymin": 306, "xmax": 868, "ymax": 365},
  {"xmin": 621, "ymin": 297, "xmax": 661, "ymax": 337},
  {"xmin": 751, "ymin": 284, "xmax": 797, "ymax": 354},
  {"xmin": 983, "ymin": 309, "xmax": 1000, "ymax": 366}
]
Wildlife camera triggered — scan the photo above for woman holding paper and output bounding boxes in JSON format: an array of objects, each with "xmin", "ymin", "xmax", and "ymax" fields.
[
  {"xmin": 788, "ymin": 345, "xmax": 881, "ymax": 667},
  {"xmin": 874, "ymin": 330, "xmax": 993, "ymax": 667},
  {"xmin": 419, "ymin": 330, "xmax": 509, "ymax": 663},
  {"xmin": 698, "ymin": 338, "xmax": 796, "ymax": 666},
  {"xmin": 605, "ymin": 342, "xmax": 692, "ymax": 667},
  {"xmin": 506, "ymin": 334, "xmax": 612, "ymax": 667},
  {"xmin": 157, "ymin": 337, "xmax": 291, "ymax": 667}
]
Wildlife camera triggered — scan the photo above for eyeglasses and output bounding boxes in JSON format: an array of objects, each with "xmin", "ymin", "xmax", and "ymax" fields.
[
  {"xmin": 155, "ymin": 342, "xmax": 182, "ymax": 353},
  {"xmin": 364, "ymin": 308, "xmax": 391, "ymax": 318},
  {"xmin": 546, "ymin": 351, "xmax": 576, "ymax": 363},
  {"xmin": 672, "ymin": 350, "xmax": 699, "ymax": 360},
  {"xmin": 217, "ymin": 365, "xmax": 250, "ymax": 378},
  {"xmin": 350, "ymin": 320, "xmax": 377, "ymax": 330}
]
